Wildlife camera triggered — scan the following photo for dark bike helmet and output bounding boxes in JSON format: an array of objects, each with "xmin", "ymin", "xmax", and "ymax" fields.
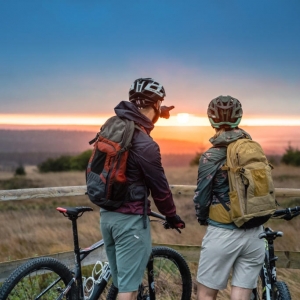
[
  {"xmin": 207, "ymin": 95, "xmax": 243, "ymax": 128},
  {"xmin": 129, "ymin": 78, "xmax": 166, "ymax": 107}
]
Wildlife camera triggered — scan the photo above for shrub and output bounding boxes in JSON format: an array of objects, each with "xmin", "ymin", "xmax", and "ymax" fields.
[
  {"xmin": 70, "ymin": 150, "xmax": 93, "ymax": 171},
  {"xmin": 190, "ymin": 152, "xmax": 203, "ymax": 166},
  {"xmin": 38, "ymin": 150, "xmax": 92, "ymax": 172},
  {"xmin": 38, "ymin": 155, "xmax": 72, "ymax": 172},
  {"xmin": 281, "ymin": 145, "xmax": 300, "ymax": 166},
  {"xmin": 14, "ymin": 165, "xmax": 26, "ymax": 176}
]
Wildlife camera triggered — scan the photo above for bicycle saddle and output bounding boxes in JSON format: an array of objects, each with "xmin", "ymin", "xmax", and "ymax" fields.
[
  {"xmin": 56, "ymin": 206, "xmax": 93, "ymax": 217},
  {"xmin": 259, "ymin": 227, "xmax": 283, "ymax": 240}
]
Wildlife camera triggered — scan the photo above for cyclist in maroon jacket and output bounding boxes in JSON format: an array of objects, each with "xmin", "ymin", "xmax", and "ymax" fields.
[{"xmin": 100, "ymin": 78, "xmax": 185, "ymax": 300}]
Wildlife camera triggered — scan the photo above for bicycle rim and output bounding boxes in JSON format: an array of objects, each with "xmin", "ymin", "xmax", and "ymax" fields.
[
  {"xmin": 0, "ymin": 257, "xmax": 76, "ymax": 300},
  {"xmin": 139, "ymin": 246, "xmax": 192, "ymax": 300}
]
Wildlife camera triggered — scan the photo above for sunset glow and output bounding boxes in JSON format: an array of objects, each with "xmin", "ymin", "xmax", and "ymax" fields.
[
  {"xmin": 1, "ymin": 114, "xmax": 300, "ymax": 128},
  {"xmin": 176, "ymin": 113, "xmax": 190, "ymax": 124}
]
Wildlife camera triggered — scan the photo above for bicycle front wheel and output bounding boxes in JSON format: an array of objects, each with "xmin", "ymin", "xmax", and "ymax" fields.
[
  {"xmin": 273, "ymin": 281, "xmax": 291, "ymax": 300},
  {"xmin": 253, "ymin": 277, "xmax": 292, "ymax": 300},
  {"xmin": 106, "ymin": 246, "xmax": 192, "ymax": 300},
  {"xmin": 0, "ymin": 257, "xmax": 77, "ymax": 300}
]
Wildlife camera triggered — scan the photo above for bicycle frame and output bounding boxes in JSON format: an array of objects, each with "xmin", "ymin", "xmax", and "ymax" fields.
[
  {"xmin": 55, "ymin": 208, "xmax": 176, "ymax": 300},
  {"xmin": 57, "ymin": 212, "xmax": 111, "ymax": 300}
]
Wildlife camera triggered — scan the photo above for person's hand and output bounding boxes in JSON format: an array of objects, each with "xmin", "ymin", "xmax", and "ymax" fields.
[
  {"xmin": 166, "ymin": 214, "xmax": 185, "ymax": 229},
  {"xmin": 195, "ymin": 204, "xmax": 208, "ymax": 226},
  {"xmin": 160, "ymin": 105, "xmax": 175, "ymax": 119},
  {"xmin": 197, "ymin": 218, "xmax": 208, "ymax": 226}
]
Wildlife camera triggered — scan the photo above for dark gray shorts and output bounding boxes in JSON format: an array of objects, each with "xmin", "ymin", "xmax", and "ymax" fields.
[
  {"xmin": 100, "ymin": 211, "xmax": 152, "ymax": 292},
  {"xmin": 197, "ymin": 225, "xmax": 265, "ymax": 290}
]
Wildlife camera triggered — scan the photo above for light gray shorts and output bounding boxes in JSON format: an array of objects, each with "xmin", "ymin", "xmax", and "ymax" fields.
[
  {"xmin": 197, "ymin": 225, "xmax": 265, "ymax": 290},
  {"xmin": 100, "ymin": 211, "xmax": 152, "ymax": 293}
]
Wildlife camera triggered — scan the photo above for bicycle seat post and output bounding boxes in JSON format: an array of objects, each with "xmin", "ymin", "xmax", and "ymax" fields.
[{"xmin": 70, "ymin": 215, "xmax": 84, "ymax": 299}]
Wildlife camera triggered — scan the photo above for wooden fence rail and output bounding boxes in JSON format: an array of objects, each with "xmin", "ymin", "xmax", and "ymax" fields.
[
  {"xmin": 1, "ymin": 185, "xmax": 300, "ymax": 201},
  {"xmin": 0, "ymin": 185, "xmax": 300, "ymax": 283}
]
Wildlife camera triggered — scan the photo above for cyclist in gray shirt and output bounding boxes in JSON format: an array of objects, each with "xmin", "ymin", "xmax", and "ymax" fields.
[{"xmin": 193, "ymin": 95, "xmax": 265, "ymax": 300}]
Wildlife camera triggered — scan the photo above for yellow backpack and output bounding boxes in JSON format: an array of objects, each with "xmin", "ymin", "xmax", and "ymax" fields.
[{"xmin": 209, "ymin": 138, "xmax": 277, "ymax": 228}]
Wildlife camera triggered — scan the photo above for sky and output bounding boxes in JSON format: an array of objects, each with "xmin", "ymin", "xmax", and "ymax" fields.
[{"xmin": 0, "ymin": 0, "xmax": 300, "ymax": 127}]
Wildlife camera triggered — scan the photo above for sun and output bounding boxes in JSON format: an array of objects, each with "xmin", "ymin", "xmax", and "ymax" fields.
[{"xmin": 176, "ymin": 113, "xmax": 190, "ymax": 125}]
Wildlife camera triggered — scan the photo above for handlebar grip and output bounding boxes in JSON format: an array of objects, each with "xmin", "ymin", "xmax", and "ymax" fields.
[
  {"xmin": 177, "ymin": 223, "xmax": 185, "ymax": 229},
  {"xmin": 273, "ymin": 206, "xmax": 300, "ymax": 217}
]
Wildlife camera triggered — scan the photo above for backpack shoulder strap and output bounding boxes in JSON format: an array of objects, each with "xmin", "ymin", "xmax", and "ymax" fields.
[{"xmin": 134, "ymin": 124, "xmax": 148, "ymax": 134}]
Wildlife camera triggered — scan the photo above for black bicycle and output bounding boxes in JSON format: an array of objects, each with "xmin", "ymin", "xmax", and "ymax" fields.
[
  {"xmin": 0, "ymin": 206, "xmax": 192, "ymax": 300},
  {"xmin": 251, "ymin": 206, "xmax": 300, "ymax": 300}
]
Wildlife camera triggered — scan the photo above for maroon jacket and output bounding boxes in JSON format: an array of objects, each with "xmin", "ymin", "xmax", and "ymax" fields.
[{"xmin": 113, "ymin": 101, "xmax": 176, "ymax": 217}]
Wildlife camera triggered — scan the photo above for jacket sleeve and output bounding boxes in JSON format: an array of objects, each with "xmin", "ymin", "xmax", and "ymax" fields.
[
  {"xmin": 131, "ymin": 140, "xmax": 176, "ymax": 217},
  {"xmin": 193, "ymin": 150, "xmax": 220, "ymax": 220}
]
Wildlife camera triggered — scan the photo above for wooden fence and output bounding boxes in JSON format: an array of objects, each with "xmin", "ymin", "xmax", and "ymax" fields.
[{"xmin": 0, "ymin": 185, "xmax": 300, "ymax": 282}]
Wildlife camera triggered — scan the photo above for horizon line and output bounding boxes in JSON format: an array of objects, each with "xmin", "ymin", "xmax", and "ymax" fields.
[{"xmin": 1, "ymin": 114, "xmax": 300, "ymax": 127}]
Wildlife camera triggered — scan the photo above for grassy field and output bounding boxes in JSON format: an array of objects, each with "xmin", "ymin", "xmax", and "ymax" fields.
[{"xmin": 0, "ymin": 164, "xmax": 300, "ymax": 299}]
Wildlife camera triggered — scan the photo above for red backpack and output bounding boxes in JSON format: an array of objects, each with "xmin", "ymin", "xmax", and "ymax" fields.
[{"xmin": 86, "ymin": 116, "xmax": 137, "ymax": 209}]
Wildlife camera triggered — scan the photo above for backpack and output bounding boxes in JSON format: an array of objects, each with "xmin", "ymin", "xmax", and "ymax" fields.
[
  {"xmin": 209, "ymin": 138, "xmax": 277, "ymax": 228},
  {"xmin": 86, "ymin": 116, "xmax": 137, "ymax": 210}
]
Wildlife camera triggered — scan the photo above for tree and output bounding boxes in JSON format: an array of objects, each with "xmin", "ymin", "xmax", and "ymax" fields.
[{"xmin": 281, "ymin": 144, "xmax": 300, "ymax": 166}]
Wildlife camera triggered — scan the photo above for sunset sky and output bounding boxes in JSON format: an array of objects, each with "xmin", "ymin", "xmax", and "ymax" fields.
[{"xmin": 0, "ymin": 1, "xmax": 300, "ymax": 128}]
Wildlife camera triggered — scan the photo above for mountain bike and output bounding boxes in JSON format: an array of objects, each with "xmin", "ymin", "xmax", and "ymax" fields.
[
  {"xmin": 251, "ymin": 206, "xmax": 300, "ymax": 300},
  {"xmin": 0, "ymin": 206, "xmax": 192, "ymax": 300}
]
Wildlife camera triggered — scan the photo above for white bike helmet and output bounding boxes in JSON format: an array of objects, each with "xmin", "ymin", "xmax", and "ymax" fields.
[{"xmin": 129, "ymin": 78, "xmax": 165, "ymax": 107}]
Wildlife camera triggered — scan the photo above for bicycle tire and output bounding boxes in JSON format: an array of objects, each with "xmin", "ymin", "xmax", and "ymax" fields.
[
  {"xmin": 0, "ymin": 257, "xmax": 77, "ymax": 300},
  {"xmin": 106, "ymin": 246, "xmax": 192, "ymax": 300},
  {"xmin": 273, "ymin": 281, "xmax": 291, "ymax": 300}
]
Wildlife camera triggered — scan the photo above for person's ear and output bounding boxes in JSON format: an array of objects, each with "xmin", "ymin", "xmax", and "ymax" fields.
[{"xmin": 155, "ymin": 100, "xmax": 162, "ymax": 110}]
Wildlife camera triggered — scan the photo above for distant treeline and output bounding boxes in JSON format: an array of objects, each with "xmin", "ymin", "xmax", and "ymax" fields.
[
  {"xmin": 0, "ymin": 152, "xmax": 80, "ymax": 168},
  {"xmin": 189, "ymin": 145, "xmax": 299, "ymax": 167},
  {"xmin": 38, "ymin": 150, "xmax": 92, "ymax": 172}
]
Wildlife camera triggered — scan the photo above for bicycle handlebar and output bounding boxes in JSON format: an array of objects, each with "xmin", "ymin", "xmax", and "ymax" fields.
[
  {"xmin": 149, "ymin": 211, "xmax": 183, "ymax": 233},
  {"xmin": 271, "ymin": 206, "xmax": 300, "ymax": 220},
  {"xmin": 149, "ymin": 211, "xmax": 166, "ymax": 221}
]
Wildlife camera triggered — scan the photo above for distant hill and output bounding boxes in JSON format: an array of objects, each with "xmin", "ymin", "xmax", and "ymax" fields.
[
  {"xmin": 0, "ymin": 129, "xmax": 199, "ymax": 168},
  {"xmin": 1, "ymin": 126, "xmax": 298, "ymax": 168}
]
